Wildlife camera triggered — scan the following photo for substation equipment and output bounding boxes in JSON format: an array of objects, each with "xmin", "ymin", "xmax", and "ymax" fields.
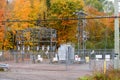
[{"xmin": 15, "ymin": 27, "xmax": 57, "ymax": 63}]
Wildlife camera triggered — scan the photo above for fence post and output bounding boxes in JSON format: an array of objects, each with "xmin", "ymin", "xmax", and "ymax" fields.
[{"xmin": 104, "ymin": 60, "xmax": 106, "ymax": 74}]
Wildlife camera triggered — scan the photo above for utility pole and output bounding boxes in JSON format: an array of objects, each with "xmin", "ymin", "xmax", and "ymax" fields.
[{"xmin": 114, "ymin": 0, "xmax": 119, "ymax": 69}]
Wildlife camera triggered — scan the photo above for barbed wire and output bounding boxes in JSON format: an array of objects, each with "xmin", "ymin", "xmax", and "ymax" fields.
[{"xmin": 0, "ymin": 15, "xmax": 120, "ymax": 23}]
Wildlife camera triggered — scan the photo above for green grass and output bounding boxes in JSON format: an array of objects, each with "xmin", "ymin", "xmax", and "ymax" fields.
[{"xmin": 78, "ymin": 69, "xmax": 120, "ymax": 80}]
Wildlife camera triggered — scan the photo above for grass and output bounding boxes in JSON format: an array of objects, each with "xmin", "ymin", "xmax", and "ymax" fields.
[
  {"xmin": 78, "ymin": 69, "xmax": 120, "ymax": 80},
  {"xmin": 0, "ymin": 68, "xmax": 4, "ymax": 71}
]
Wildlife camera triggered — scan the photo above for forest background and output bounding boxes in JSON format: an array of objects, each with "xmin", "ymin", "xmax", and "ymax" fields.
[{"xmin": 0, "ymin": 0, "xmax": 115, "ymax": 50}]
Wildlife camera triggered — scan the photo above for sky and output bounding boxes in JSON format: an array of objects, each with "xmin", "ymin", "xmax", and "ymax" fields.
[
  {"xmin": 7, "ymin": 0, "xmax": 13, "ymax": 3},
  {"xmin": 109, "ymin": 0, "xmax": 114, "ymax": 2},
  {"xmin": 107, "ymin": 0, "xmax": 114, "ymax": 3}
]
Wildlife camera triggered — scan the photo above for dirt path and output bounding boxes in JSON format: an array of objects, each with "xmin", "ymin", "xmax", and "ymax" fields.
[{"xmin": 0, "ymin": 63, "xmax": 92, "ymax": 80}]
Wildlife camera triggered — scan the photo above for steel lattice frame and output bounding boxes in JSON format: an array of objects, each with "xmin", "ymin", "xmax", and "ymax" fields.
[{"xmin": 16, "ymin": 27, "xmax": 57, "ymax": 53}]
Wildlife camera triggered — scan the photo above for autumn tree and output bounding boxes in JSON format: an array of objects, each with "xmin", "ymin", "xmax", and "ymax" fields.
[
  {"xmin": 0, "ymin": 0, "xmax": 6, "ymax": 50},
  {"xmin": 84, "ymin": 5, "xmax": 114, "ymax": 49},
  {"xmin": 9, "ymin": 0, "xmax": 50, "ymax": 50},
  {"xmin": 84, "ymin": 0, "xmax": 104, "ymax": 11},
  {"xmin": 4, "ymin": 0, "xmax": 115, "ymax": 50},
  {"xmin": 48, "ymin": 0, "xmax": 84, "ymax": 45}
]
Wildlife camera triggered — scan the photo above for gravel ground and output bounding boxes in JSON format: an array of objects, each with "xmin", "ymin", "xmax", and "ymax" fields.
[{"xmin": 0, "ymin": 62, "xmax": 92, "ymax": 80}]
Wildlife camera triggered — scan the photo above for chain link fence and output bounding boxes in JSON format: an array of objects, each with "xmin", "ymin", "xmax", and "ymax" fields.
[{"xmin": 0, "ymin": 49, "xmax": 117, "ymax": 71}]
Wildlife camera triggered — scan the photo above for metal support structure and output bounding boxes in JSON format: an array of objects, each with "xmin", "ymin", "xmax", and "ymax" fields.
[
  {"xmin": 82, "ymin": 17, "xmax": 87, "ymax": 61},
  {"xmin": 77, "ymin": 14, "xmax": 81, "ymax": 56},
  {"xmin": 15, "ymin": 27, "xmax": 57, "ymax": 63},
  {"xmin": 75, "ymin": 10, "xmax": 87, "ymax": 61},
  {"xmin": 114, "ymin": 0, "xmax": 119, "ymax": 69}
]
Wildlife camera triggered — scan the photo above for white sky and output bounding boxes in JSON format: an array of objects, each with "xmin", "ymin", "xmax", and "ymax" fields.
[{"xmin": 107, "ymin": 0, "xmax": 114, "ymax": 2}]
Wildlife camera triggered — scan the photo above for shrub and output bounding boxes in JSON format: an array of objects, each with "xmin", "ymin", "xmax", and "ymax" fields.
[
  {"xmin": 78, "ymin": 69, "xmax": 120, "ymax": 80},
  {"xmin": 0, "ymin": 68, "xmax": 4, "ymax": 71}
]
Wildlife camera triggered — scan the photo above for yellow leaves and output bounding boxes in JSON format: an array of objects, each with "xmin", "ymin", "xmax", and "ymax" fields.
[
  {"xmin": 0, "ymin": 27, "xmax": 5, "ymax": 42},
  {"xmin": 48, "ymin": 0, "xmax": 84, "ymax": 45},
  {"xmin": 11, "ymin": 0, "xmax": 31, "ymax": 32},
  {"xmin": 23, "ymin": 32, "xmax": 30, "ymax": 40},
  {"xmin": 51, "ymin": 0, "xmax": 84, "ymax": 7},
  {"xmin": 3, "ymin": 39, "xmax": 8, "ymax": 46},
  {"xmin": 39, "ymin": 0, "xmax": 47, "ymax": 13},
  {"xmin": 0, "ymin": 0, "xmax": 6, "ymax": 42},
  {"xmin": 13, "ymin": 0, "xmax": 31, "ymax": 20},
  {"xmin": 11, "ymin": 0, "xmax": 44, "ymax": 30}
]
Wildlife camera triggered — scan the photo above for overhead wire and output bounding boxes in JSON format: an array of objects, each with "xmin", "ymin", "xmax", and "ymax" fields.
[{"xmin": 0, "ymin": 15, "xmax": 120, "ymax": 23}]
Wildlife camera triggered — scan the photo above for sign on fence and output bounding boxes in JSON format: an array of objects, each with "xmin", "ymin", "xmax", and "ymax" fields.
[
  {"xmin": 105, "ymin": 55, "xmax": 110, "ymax": 61},
  {"xmin": 96, "ymin": 55, "xmax": 102, "ymax": 60}
]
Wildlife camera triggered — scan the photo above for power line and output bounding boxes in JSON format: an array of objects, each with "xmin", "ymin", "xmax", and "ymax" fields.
[{"xmin": 0, "ymin": 15, "xmax": 120, "ymax": 23}]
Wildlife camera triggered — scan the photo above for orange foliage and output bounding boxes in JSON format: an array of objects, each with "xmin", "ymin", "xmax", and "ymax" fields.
[
  {"xmin": 100, "ymin": 17, "xmax": 114, "ymax": 31},
  {"xmin": 85, "ymin": 6, "xmax": 114, "ymax": 31},
  {"xmin": 85, "ymin": 6, "xmax": 109, "ymax": 41},
  {"xmin": 0, "ymin": 0, "xmax": 6, "ymax": 49}
]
